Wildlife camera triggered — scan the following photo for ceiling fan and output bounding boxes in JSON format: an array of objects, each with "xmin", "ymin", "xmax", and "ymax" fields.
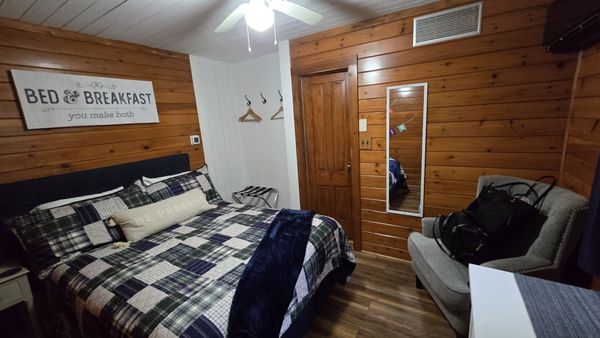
[{"xmin": 215, "ymin": 0, "xmax": 323, "ymax": 51}]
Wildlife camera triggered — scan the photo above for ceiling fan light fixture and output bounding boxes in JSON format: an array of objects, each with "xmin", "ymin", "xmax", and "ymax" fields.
[{"xmin": 244, "ymin": 0, "xmax": 274, "ymax": 32}]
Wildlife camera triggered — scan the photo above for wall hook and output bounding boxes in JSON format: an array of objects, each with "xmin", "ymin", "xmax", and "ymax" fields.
[
  {"xmin": 245, "ymin": 94, "xmax": 251, "ymax": 106},
  {"xmin": 260, "ymin": 92, "xmax": 267, "ymax": 104},
  {"xmin": 278, "ymin": 89, "xmax": 283, "ymax": 102}
]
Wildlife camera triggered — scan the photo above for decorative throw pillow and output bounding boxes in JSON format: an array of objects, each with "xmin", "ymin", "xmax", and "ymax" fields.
[
  {"xmin": 144, "ymin": 165, "xmax": 223, "ymax": 203},
  {"xmin": 112, "ymin": 188, "xmax": 216, "ymax": 242},
  {"xmin": 141, "ymin": 171, "xmax": 190, "ymax": 186},
  {"xmin": 3, "ymin": 184, "xmax": 152, "ymax": 278},
  {"xmin": 30, "ymin": 186, "xmax": 125, "ymax": 212}
]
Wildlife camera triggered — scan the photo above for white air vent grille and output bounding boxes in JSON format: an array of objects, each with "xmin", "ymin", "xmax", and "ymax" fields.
[{"xmin": 413, "ymin": 2, "xmax": 482, "ymax": 47}]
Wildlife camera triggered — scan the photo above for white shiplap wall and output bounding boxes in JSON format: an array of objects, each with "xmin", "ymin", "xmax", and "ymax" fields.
[
  {"xmin": 278, "ymin": 40, "xmax": 300, "ymax": 209},
  {"xmin": 190, "ymin": 53, "xmax": 292, "ymax": 208},
  {"xmin": 233, "ymin": 53, "xmax": 291, "ymax": 208},
  {"xmin": 190, "ymin": 55, "xmax": 247, "ymax": 203}
]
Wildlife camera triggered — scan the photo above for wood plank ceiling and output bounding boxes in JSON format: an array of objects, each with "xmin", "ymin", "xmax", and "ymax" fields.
[{"xmin": 0, "ymin": 0, "xmax": 434, "ymax": 62}]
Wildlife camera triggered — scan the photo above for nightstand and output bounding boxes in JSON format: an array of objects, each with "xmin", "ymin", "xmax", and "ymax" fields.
[{"xmin": 0, "ymin": 262, "xmax": 42, "ymax": 338}]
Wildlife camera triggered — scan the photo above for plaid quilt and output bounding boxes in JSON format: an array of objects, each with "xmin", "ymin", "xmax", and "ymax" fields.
[
  {"xmin": 4, "ymin": 184, "xmax": 152, "ymax": 278},
  {"xmin": 48, "ymin": 202, "xmax": 355, "ymax": 337},
  {"xmin": 144, "ymin": 166, "xmax": 223, "ymax": 204}
]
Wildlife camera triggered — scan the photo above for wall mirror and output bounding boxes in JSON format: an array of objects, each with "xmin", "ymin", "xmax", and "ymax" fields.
[{"xmin": 386, "ymin": 83, "xmax": 427, "ymax": 217}]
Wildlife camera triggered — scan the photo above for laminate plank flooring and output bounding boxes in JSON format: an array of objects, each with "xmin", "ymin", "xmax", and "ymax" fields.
[
  {"xmin": 306, "ymin": 251, "xmax": 455, "ymax": 338},
  {"xmin": 390, "ymin": 185, "xmax": 421, "ymax": 213},
  {"xmin": 0, "ymin": 252, "xmax": 455, "ymax": 338}
]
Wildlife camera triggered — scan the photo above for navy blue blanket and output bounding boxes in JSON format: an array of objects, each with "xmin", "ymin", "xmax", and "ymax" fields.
[
  {"xmin": 579, "ymin": 155, "xmax": 600, "ymax": 276},
  {"xmin": 227, "ymin": 209, "xmax": 315, "ymax": 338}
]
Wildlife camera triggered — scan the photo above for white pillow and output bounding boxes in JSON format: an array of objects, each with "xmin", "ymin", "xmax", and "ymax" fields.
[
  {"xmin": 142, "ymin": 171, "xmax": 190, "ymax": 186},
  {"xmin": 31, "ymin": 186, "xmax": 125, "ymax": 212},
  {"xmin": 111, "ymin": 188, "xmax": 215, "ymax": 242}
]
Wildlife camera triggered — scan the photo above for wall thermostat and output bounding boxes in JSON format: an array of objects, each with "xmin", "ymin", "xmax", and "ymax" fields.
[{"xmin": 190, "ymin": 135, "xmax": 201, "ymax": 145}]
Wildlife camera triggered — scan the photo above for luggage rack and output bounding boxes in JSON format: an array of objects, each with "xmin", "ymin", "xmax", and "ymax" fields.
[{"xmin": 232, "ymin": 186, "xmax": 279, "ymax": 208}]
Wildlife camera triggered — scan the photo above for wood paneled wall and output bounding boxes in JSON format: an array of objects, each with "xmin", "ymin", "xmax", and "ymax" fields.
[
  {"xmin": 561, "ymin": 44, "xmax": 600, "ymax": 197},
  {"xmin": 0, "ymin": 18, "xmax": 204, "ymax": 185},
  {"xmin": 290, "ymin": 0, "xmax": 578, "ymax": 260}
]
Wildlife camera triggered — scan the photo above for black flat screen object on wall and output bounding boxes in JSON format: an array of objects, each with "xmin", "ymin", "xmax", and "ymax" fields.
[{"xmin": 543, "ymin": 0, "xmax": 600, "ymax": 53}]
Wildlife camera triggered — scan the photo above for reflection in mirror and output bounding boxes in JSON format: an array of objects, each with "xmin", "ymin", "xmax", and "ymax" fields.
[{"xmin": 386, "ymin": 83, "xmax": 427, "ymax": 217}]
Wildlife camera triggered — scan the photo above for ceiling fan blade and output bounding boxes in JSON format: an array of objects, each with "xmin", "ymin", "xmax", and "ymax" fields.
[
  {"xmin": 270, "ymin": 0, "xmax": 323, "ymax": 25},
  {"xmin": 215, "ymin": 4, "xmax": 247, "ymax": 33}
]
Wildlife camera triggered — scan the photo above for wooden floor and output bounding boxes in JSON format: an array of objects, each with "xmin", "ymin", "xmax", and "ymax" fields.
[
  {"xmin": 305, "ymin": 251, "xmax": 454, "ymax": 338},
  {"xmin": 390, "ymin": 185, "xmax": 421, "ymax": 213}
]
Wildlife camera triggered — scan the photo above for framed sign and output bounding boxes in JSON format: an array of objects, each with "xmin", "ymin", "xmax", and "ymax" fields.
[{"xmin": 11, "ymin": 70, "xmax": 159, "ymax": 129}]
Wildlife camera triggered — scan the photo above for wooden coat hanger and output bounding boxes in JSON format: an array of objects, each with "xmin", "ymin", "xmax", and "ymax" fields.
[
  {"xmin": 239, "ymin": 94, "xmax": 262, "ymax": 122},
  {"xmin": 271, "ymin": 90, "xmax": 284, "ymax": 120}
]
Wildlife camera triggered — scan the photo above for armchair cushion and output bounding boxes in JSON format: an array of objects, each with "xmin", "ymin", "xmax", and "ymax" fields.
[
  {"xmin": 408, "ymin": 232, "xmax": 470, "ymax": 312},
  {"xmin": 421, "ymin": 217, "xmax": 436, "ymax": 238},
  {"xmin": 477, "ymin": 176, "xmax": 588, "ymax": 274},
  {"xmin": 482, "ymin": 255, "xmax": 553, "ymax": 274}
]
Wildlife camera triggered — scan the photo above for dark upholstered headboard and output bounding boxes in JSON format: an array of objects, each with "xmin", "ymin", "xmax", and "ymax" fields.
[{"xmin": 0, "ymin": 154, "xmax": 191, "ymax": 217}]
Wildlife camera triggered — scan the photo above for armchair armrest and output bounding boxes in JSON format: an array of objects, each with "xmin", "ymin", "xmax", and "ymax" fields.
[
  {"xmin": 421, "ymin": 217, "xmax": 437, "ymax": 238},
  {"xmin": 482, "ymin": 255, "xmax": 553, "ymax": 275}
]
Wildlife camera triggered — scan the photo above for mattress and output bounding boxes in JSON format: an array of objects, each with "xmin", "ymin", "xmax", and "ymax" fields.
[{"xmin": 47, "ymin": 202, "xmax": 355, "ymax": 337}]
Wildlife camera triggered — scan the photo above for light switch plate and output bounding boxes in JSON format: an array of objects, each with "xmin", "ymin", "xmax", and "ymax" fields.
[
  {"xmin": 359, "ymin": 118, "xmax": 367, "ymax": 132},
  {"xmin": 190, "ymin": 135, "xmax": 201, "ymax": 145}
]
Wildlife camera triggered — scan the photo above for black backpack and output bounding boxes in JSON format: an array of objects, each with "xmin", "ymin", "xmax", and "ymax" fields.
[{"xmin": 433, "ymin": 177, "xmax": 556, "ymax": 265}]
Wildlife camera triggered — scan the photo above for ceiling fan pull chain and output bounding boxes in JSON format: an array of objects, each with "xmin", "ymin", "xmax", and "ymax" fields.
[{"xmin": 246, "ymin": 23, "xmax": 252, "ymax": 52}]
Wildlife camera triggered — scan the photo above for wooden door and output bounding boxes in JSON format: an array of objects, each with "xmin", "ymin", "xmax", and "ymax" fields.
[{"xmin": 301, "ymin": 72, "xmax": 353, "ymax": 236}]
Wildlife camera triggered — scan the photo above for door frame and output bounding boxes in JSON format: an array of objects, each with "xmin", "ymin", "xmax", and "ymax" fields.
[{"xmin": 291, "ymin": 57, "xmax": 361, "ymax": 251}]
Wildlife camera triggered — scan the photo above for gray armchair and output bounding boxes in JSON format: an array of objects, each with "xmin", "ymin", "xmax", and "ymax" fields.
[{"xmin": 407, "ymin": 175, "xmax": 588, "ymax": 336}]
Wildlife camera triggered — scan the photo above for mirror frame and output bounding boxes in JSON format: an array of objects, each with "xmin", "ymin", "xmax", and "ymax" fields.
[{"xmin": 385, "ymin": 82, "xmax": 428, "ymax": 217}]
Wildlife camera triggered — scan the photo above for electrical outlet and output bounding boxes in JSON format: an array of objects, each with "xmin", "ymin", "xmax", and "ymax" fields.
[
  {"xmin": 360, "ymin": 137, "xmax": 372, "ymax": 150},
  {"xmin": 190, "ymin": 135, "xmax": 201, "ymax": 145}
]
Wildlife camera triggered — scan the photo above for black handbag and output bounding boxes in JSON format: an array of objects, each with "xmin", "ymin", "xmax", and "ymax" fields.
[
  {"xmin": 434, "ymin": 177, "xmax": 556, "ymax": 264},
  {"xmin": 433, "ymin": 212, "xmax": 486, "ymax": 264}
]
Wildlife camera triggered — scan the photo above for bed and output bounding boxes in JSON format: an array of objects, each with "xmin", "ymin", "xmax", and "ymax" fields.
[{"xmin": 0, "ymin": 154, "xmax": 355, "ymax": 338}]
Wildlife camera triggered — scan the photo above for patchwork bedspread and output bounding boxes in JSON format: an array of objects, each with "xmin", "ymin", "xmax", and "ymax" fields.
[{"xmin": 47, "ymin": 202, "xmax": 355, "ymax": 337}]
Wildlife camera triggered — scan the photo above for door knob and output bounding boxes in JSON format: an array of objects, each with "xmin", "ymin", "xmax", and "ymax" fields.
[{"xmin": 346, "ymin": 162, "xmax": 351, "ymax": 174}]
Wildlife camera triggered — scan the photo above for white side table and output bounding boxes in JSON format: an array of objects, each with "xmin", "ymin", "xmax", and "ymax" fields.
[
  {"xmin": 470, "ymin": 264, "xmax": 600, "ymax": 337},
  {"xmin": 0, "ymin": 262, "xmax": 42, "ymax": 338},
  {"xmin": 468, "ymin": 264, "xmax": 536, "ymax": 338}
]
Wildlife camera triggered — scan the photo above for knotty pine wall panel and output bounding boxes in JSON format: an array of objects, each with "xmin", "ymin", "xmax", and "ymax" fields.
[
  {"xmin": 0, "ymin": 18, "xmax": 204, "ymax": 184},
  {"xmin": 291, "ymin": 0, "xmax": 577, "ymax": 260}
]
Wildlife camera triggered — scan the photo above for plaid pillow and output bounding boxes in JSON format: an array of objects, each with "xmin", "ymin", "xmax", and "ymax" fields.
[
  {"xmin": 3, "ymin": 184, "xmax": 152, "ymax": 278},
  {"xmin": 145, "ymin": 165, "xmax": 223, "ymax": 203}
]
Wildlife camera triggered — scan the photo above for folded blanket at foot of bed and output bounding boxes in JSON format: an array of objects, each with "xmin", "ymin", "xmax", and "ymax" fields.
[{"xmin": 228, "ymin": 209, "xmax": 315, "ymax": 337}]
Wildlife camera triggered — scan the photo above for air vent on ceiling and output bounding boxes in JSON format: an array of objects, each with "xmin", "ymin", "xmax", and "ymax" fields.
[{"xmin": 413, "ymin": 2, "xmax": 482, "ymax": 47}]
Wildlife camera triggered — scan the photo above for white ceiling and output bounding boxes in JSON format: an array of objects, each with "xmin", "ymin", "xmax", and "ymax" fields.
[{"xmin": 0, "ymin": 0, "xmax": 433, "ymax": 62}]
